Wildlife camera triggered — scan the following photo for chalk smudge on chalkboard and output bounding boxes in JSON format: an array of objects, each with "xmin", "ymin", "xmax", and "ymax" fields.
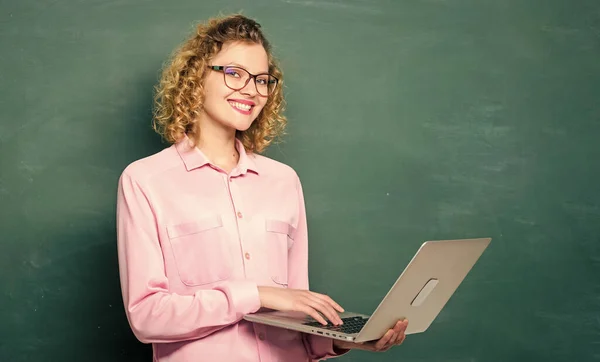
[
  {"xmin": 279, "ymin": 0, "xmax": 382, "ymax": 15},
  {"xmin": 514, "ymin": 217, "xmax": 536, "ymax": 226},
  {"xmin": 562, "ymin": 201, "xmax": 600, "ymax": 218},
  {"xmin": 430, "ymin": 173, "xmax": 511, "ymax": 190},
  {"xmin": 437, "ymin": 201, "xmax": 475, "ymax": 218}
]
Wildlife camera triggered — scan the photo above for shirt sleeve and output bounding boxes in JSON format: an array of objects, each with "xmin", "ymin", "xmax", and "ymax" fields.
[
  {"xmin": 116, "ymin": 169, "xmax": 261, "ymax": 344},
  {"xmin": 287, "ymin": 174, "xmax": 350, "ymax": 360}
]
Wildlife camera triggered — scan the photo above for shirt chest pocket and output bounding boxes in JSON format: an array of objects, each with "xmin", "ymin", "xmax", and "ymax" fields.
[
  {"xmin": 265, "ymin": 219, "xmax": 296, "ymax": 287},
  {"xmin": 167, "ymin": 215, "xmax": 232, "ymax": 286}
]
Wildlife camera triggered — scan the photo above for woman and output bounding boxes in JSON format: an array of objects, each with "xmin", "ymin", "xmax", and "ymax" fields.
[{"xmin": 116, "ymin": 14, "xmax": 407, "ymax": 361}]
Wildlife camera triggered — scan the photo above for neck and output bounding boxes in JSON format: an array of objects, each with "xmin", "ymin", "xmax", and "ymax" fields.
[{"xmin": 192, "ymin": 116, "xmax": 240, "ymax": 169}]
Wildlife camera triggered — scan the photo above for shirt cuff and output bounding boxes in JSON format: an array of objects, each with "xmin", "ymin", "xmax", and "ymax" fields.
[
  {"xmin": 218, "ymin": 281, "xmax": 262, "ymax": 318},
  {"xmin": 305, "ymin": 334, "xmax": 351, "ymax": 360}
]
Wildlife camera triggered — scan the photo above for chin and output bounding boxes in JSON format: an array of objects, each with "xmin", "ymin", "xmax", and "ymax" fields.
[
  {"xmin": 232, "ymin": 117, "xmax": 259, "ymax": 132},
  {"xmin": 235, "ymin": 125, "xmax": 253, "ymax": 132}
]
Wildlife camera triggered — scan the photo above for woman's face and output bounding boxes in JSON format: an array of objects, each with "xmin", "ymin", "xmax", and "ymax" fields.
[{"xmin": 200, "ymin": 41, "xmax": 270, "ymax": 134}]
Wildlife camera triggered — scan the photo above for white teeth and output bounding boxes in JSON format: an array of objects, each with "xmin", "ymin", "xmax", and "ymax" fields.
[{"xmin": 230, "ymin": 101, "xmax": 252, "ymax": 111}]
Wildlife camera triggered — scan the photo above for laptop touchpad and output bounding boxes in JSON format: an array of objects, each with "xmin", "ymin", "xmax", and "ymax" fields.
[{"xmin": 411, "ymin": 278, "xmax": 439, "ymax": 306}]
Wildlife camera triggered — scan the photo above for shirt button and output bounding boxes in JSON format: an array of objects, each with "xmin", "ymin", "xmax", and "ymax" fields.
[
  {"xmin": 237, "ymin": 211, "xmax": 243, "ymax": 218},
  {"xmin": 258, "ymin": 333, "xmax": 265, "ymax": 341},
  {"xmin": 245, "ymin": 252, "xmax": 251, "ymax": 260}
]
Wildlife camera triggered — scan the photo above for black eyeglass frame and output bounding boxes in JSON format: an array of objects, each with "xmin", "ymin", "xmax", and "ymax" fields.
[{"xmin": 207, "ymin": 65, "xmax": 279, "ymax": 97}]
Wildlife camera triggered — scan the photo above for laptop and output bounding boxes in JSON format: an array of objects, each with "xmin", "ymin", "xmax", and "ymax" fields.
[{"xmin": 244, "ymin": 237, "xmax": 491, "ymax": 343}]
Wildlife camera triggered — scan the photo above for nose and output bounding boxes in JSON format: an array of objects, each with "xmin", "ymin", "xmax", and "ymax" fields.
[{"xmin": 239, "ymin": 77, "xmax": 258, "ymax": 97}]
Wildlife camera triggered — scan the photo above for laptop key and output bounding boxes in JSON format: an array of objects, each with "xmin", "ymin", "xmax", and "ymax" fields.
[{"xmin": 303, "ymin": 316, "xmax": 369, "ymax": 334}]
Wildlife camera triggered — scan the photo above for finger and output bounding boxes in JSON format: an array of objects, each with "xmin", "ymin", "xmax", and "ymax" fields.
[
  {"xmin": 400, "ymin": 321, "xmax": 408, "ymax": 335},
  {"xmin": 390, "ymin": 330, "xmax": 404, "ymax": 346},
  {"xmin": 304, "ymin": 296, "xmax": 342, "ymax": 325},
  {"xmin": 386, "ymin": 330, "xmax": 399, "ymax": 345},
  {"xmin": 382, "ymin": 329, "xmax": 400, "ymax": 349},
  {"xmin": 374, "ymin": 329, "xmax": 395, "ymax": 350},
  {"xmin": 395, "ymin": 333, "xmax": 406, "ymax": 345},
  {"xmin": 297, "ymin": 305, "xmax": 328, "ymax": 325},
  {"xmin": 309, "ymin": 294, "xmax": 344, "ymax": 323},
  {"xmin": 391, "ymin": 320, "xmax": 407, "ymax": 335},
  {"xmin": 395, "ymin": 320, "xmax": 408, "ymax": 334},
  {"xmin": 380, "ymin": 321, "xmax": 402, "ymax": 346},
  {"xmin": 312, "ymin": 292, "xmax": 345, "ymax": 313},
  {"xmin": 303, "ymin": 293, "xmax": 342, "ymax": 325}
]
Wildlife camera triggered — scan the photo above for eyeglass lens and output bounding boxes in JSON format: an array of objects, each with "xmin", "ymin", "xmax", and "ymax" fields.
[{"xmin": 222, "ymin": 67, "xmax": 276, "ymax": 96}]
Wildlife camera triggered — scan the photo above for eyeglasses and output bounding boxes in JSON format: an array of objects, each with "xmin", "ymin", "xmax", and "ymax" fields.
[{"xmin": 208, "ymin": 65, "xmax": 278, "ymax": 97}]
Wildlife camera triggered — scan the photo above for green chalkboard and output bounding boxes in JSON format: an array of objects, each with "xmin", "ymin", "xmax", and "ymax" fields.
[{"xmin": 1, "ymin": 0, "xmax": 599, "ymax": 361}]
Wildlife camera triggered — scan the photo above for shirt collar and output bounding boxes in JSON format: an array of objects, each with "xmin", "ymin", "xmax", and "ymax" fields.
[
  {"xmin": 175, "ymin": 135, "xmax": 259, "ymax": 175},
  {"xmin": 236, "ymin": 138, "xmax": 259, "ymax": 175}
]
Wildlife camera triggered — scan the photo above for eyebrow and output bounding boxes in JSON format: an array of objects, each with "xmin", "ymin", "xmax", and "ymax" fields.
[{"xmin": 226, "ymin": 62, "xmax": 270, "ymax": 74}]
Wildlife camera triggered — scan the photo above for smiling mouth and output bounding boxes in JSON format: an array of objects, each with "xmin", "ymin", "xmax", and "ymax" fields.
[{"xmin": 228, "ymin": 101, "xmax": 253, "ymax": 112}]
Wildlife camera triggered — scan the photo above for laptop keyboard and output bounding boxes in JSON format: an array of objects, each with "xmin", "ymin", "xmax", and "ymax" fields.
[{"xmin": 303, "ymin": 316, "xmax": 369, "ymax": 334}]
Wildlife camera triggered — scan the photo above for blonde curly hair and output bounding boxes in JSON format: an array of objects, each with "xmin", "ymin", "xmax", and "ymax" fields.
[{"xmin": 152, "ymin": 14, "xmax": 286, "ymax": 153}]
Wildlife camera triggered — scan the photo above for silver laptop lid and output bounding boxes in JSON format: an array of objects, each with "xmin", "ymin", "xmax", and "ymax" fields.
[{"xmin": 354, "ymin": 238, "xmax": 491, "ymax": 342}]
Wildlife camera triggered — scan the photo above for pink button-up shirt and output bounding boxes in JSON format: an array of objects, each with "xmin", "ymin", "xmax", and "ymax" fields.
[{"xmin": 116, "ymin": 136, "xmax": 344, "ymax": 362}]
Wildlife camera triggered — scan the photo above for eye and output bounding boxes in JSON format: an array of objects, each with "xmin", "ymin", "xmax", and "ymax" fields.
[
  {"xmin": 256, "ymin": 76, "xmax": 270, "ymax": 85},
  {"xmin": 224, "ymin": 68, "xmax": 241, "ymax": 78}
]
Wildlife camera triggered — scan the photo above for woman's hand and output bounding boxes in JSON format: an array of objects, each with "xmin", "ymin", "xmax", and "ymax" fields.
[
  {"xmin": 333, "ymin": 319, "xmax": 408, "ymax": 352},
  {"xmin": 257, "ymin": 286, "xmax": 344, "ymax": 325}
]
